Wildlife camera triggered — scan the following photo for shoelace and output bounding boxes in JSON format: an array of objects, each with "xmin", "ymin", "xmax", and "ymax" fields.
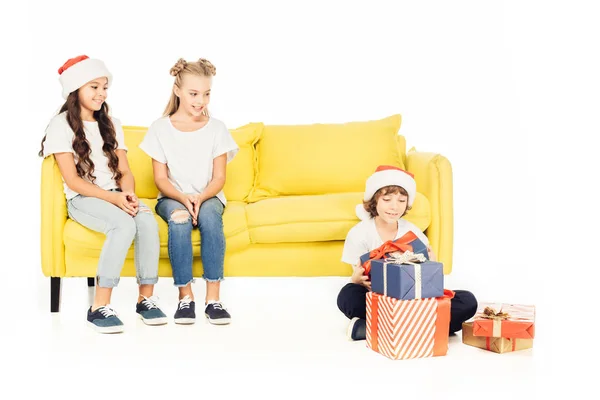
[
  {"xmin": 179, "ymin": 295, "xmax": 192, "ymax": 310},
  {"xmin": 210, "ymin": 302, "xmax": 225, "ymax": 311},
  {"xmin": 97, "ymin": 305, "xmax": 118, "ymax": 318},
  {"xmin": 141, "ymin": 296, "xmax": 160, "ymax": 310}
]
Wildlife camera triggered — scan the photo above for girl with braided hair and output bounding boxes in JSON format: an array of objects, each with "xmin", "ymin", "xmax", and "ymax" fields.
[
  {"xmin": 39, "ymin": 55, "xmax": 166, "ymax": 333},
  {"xmin": 140, "ymin": 57, "xmax": 239, "ymax": 325}
]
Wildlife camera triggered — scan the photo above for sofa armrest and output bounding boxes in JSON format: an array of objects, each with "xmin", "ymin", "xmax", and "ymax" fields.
[
  {"xmin": 405, "ymin": 149, "xmax": 453, "ymax": 274},
  {"xmin": 40, "ymin": 156, "xmax": 67, "ymax": 277}
]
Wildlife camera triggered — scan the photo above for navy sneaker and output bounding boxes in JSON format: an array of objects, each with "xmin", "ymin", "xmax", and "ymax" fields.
[
  {"xmin": 174, "ymin": 295, "xmax": 196, "ymax": 325},
  {"xmin": 346, "ymin": 317, "xmax": 366, "ymax": 341},
  {"xmin": 204, "ymin": 301, "xmax": 231, "ymax": 325},
  {"xmin": 87, "ymin": 305, "xmax": 124, "ymax": 334},
  {"xmin": 136, "ymin": 296, "xmax": 168, "ymax": 326}
]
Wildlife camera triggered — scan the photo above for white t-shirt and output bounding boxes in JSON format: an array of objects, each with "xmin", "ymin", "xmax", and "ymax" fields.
[
  {"xmin": 42, "ymin": 112, "xmax": 128, "ymax": 200},
  {"xmin": 341, "ymin": 218, "xmax": 430, "ymax": 267},
  {"xmin": 139, "ymin": 116, "xmax": 239, "ymax": 206}
]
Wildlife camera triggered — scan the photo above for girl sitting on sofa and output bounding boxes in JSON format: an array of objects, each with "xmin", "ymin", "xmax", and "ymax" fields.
[
  {"xmin": 39, "ymin": 55, "xmax": 166, "ymax": 333},
  {"xmin": 140, "ymin": 58, "xmax": 239, "ymax": 325}
]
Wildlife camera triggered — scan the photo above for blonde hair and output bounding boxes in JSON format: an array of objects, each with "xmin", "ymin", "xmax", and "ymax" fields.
[{"xmin": 163, "ymin": 58, "xmax": 217, "ymax": 117}]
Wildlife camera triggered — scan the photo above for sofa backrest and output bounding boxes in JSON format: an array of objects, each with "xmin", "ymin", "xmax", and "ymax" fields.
[
  {"xmin": 248, "ymin": 114, "xmax": 406, "ymax": 202},
  {"xmin": 123, "ymin": 114, "xmax": 406, "ymax": 203}
]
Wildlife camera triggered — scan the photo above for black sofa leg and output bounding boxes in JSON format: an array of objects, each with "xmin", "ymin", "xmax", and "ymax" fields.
[
  {"xmin": 51, "ymin": 277, "xmax": 61, "ymax": 313},
  {"xmin": 87, "ymin": 277, "xmax": 95, "ymax": 287}
]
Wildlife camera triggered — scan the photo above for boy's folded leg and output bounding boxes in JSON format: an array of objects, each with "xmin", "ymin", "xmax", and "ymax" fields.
[
  {"xmin": 449, "ymin": 289, "xmax": 478, "ymax": 334},
  {"xmin": 337, "ymin": 283, "xmax": 368, "ymax": 320}
]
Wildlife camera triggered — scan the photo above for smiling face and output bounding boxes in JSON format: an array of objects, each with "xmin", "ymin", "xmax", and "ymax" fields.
[
  {"xmin": 78, "ymin": 77, "xmax": 108, "ymax": 115},
  {"xmin": 364, "ymin": 185, "xmax": 411, "ymax": 222},
  {"xmin": 376, "ymin": 190, "xmax": 409, "ymax": 223},
  {"xmin": 174, "ymin": 73, "xmax": 212, "ymax": 118}
]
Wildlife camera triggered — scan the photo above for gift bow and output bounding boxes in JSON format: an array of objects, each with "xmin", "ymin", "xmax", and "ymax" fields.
[
  {"xmin": 362, "ymin": 231, "xmax": 419, "ymax": 275},
  {"xmin": 386, "ymin": 250, "xmax": 427, "ymax": 265},
  {"xmin": 478, "ymin": 306, "xmax": 511, "ymax": 337},
  {"xmin": 383, "ymin": 251, "xmax": 427, "ymax": 299},
  {"xmin": 479, "ymin": 306, "xmax": 511, "ymax": 320}
]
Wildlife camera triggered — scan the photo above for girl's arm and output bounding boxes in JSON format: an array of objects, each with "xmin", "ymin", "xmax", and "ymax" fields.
[
  {"xmin": 152, "ymin": 159, "xmax": 197, "ymax": 224},
  {"xmin": 116, "ymin": 149, "xmax": 135, "ymax": 193},
  {"xmin": 152, "ymin": 159, "xmax": 185, "ymax": 202},
  {"xmin": 197, "ymin": 153, "xmax": 227, "ymax": 203},
  {"xmin": 54, "ymin": 153, "xmax": 136, "ymax": 215}
]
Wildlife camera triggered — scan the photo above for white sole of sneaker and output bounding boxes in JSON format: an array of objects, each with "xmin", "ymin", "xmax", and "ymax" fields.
[
  {"xmin": 174, "ymin": 318, "xmax": 196, "ymax": 325},
  {"xmin": 87, "ymin": 321, "xmax": 124, "ymax": 334},
  {"xmin": 205, "ymin": 315, "xmax": 231, "ymax": 325},
  {"xmin": 346, "ymin": 317, "xmax": 360, "ymax": 341},
  {"xmin": 138, "ymin": 314, "xmax": 168, "ymax": 326}
]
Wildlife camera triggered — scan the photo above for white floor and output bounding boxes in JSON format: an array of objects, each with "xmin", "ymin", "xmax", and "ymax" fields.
[{"xmin": 5, "ymin": 275, "xmax": 557, "ymax": 399}]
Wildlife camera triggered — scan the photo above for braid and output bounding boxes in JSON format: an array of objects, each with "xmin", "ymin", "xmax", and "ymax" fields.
[
  {"xmin": 170, "ymin": 58, "xmax": 187, "ymax": 76},
  {"xmin": 197, "ymin": 58, "xmax": 216, "ymax": 76}
]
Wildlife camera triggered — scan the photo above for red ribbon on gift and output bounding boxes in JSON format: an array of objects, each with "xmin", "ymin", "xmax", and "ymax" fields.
[{"xmin": 361, "ymin": 231, "xmax": 419, "ymax": 275}]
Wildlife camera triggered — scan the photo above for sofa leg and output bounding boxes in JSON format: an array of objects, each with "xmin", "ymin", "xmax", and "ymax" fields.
[
  {"xmin": 51, "ymin": 277, "xmax": 61, "ymax": 313},
  {"xmin": 87, "ymin": 277, "xmax": 95, "ymax": 287}
]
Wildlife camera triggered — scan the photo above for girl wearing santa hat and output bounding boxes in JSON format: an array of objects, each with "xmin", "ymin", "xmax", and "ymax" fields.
[
  {"xmin": 337, "ymin": 165, "xmax": 478, "ymax": 340},
  {"xmin": 39, "ymin": 55, "xmax": 166, "ymax": 333}
]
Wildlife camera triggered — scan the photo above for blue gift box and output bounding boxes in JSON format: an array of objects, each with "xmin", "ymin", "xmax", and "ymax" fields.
[{"xmin": 370, "ymin": 257, "xmax": 444, "ymax": 300}]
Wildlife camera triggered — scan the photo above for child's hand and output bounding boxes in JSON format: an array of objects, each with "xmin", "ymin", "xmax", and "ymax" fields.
[
  {"xmin": 189, "ymin": 194, "xmax": 203, "ymax": 219},
  {"xmin": 427, "ymin": 247, "xmax": 436, "ymax": 261},
  {"xmin": 351, "ymin": 266, "xmax": 371, "ymax": 289},
  {"xmin": 180, "ymin": 194, "xmax": 198, "ymax": 226},
  {"xmin": 124, "ymin": 191, "xmax": 139, "ymax": 216},
  {"xmin": 110, "ymin": 192, "xmax": 137, "ymax": 217}
]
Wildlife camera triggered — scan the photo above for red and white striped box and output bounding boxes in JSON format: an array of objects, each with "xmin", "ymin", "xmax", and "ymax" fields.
[{"xmin": 366, "ymin": 290, "xmax": 454, "ymax": 360}]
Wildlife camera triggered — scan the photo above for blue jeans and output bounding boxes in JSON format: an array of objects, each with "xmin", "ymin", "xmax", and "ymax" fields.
[
  {"xmin": 155, "ymin": 197, "xmax": 225, "ymax": 286},
  {"xmin": 67, "ymin": 194, "xmax": 160, "ymax": 288}
]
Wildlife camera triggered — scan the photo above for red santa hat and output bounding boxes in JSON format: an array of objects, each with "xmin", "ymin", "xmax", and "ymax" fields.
[
  {"xmin": 355, "ymin": 165, "xmax": 417, "ymax": 220},
  {"xmin": 58, "ymin": 55, "xmax": 112, "ymax": 99}
]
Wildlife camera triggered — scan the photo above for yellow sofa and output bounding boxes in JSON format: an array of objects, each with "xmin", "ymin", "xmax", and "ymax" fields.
[{"xmin": 40, "ymin": 114, "xmax": 453, "ymax": 311}]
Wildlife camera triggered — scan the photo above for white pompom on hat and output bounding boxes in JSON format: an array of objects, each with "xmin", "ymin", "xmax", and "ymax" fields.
[
  {"xmin": 58, "ymin": 55, "xmax": 112, "ymax": 99},
  {"xmin": 355, "ymin": 165, "xmax": 417, "ymax": 221}
]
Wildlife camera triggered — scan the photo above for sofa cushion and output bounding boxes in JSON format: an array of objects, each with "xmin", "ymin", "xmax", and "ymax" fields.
[
  {"xmin": 123, "ymin": 126, "xmax": 158, "ymax": 199},
  {"xmin": 222, "ymin": 123, "xmax": 263, "ymax": 201},
  {"xmin": 245, "ymin": 192, "xmax": 430, "ymax": 244},
  {"xmin": 123, "ymin": 123, "xmax": 263, "ymax": 202},
  {"xmin": 63, "ymin": 200, "xmax": 250, "ymax": 258},
  {"xmin": 248, "ymin": 115, "xmax": 406, "ymax": 202}
]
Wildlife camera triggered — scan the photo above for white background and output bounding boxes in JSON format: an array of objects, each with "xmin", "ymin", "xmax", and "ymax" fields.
[{"xmin": 3, "ymin": 0, "xmax": 598, "ymax": 396}]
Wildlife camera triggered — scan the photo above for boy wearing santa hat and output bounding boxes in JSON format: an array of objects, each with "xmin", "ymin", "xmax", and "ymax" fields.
[{"xmin": 337, "ymin": 165, "xmax": 478, "ymax": 340}]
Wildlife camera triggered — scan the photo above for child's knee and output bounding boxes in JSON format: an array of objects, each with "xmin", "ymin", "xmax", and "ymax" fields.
[
  {"xmin": 199, "ymin": 198, "xmax": 223, "ymax": 217},
  {"xmin": 455, "ymin": 290, "xmax": 478, "ymax": 318},
  {"xmin": 169, "ymin": 209, "xmax": 192, "ymax": 224},
  {"xmin": 337, "ymin": 283, "xmax": 363, "ymax": 308}
]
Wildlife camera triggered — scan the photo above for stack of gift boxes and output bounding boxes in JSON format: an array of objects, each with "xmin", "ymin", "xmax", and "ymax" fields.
[
  {"xmin": 462, "ymin": 303, "xmax": 535, "ymax": 353},
  {"xmin": 361, "ymin": 232, "xmax": 451, "ymax": 360},
  {"xmin": 361, "ymin": 232, "xmax": 536, "ymax": 360}
]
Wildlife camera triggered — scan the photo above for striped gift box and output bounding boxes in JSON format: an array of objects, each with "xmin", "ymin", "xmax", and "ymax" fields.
[
  {"xmin": 366, "ymin": 290, "xmax": 454, "ymax": 360},
  {"xmin": 472, "ymin": 303, "xmax": 535, "ymax": 339}
]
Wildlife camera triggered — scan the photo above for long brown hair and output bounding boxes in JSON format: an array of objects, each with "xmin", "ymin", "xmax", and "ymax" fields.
[
  {"xmin": 163, "ymin": 57, "xmax": 216, "ymax": 117},
  {"xmin": 38, "ymin": 90, "xmax": 122, "ymax": 185}
]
